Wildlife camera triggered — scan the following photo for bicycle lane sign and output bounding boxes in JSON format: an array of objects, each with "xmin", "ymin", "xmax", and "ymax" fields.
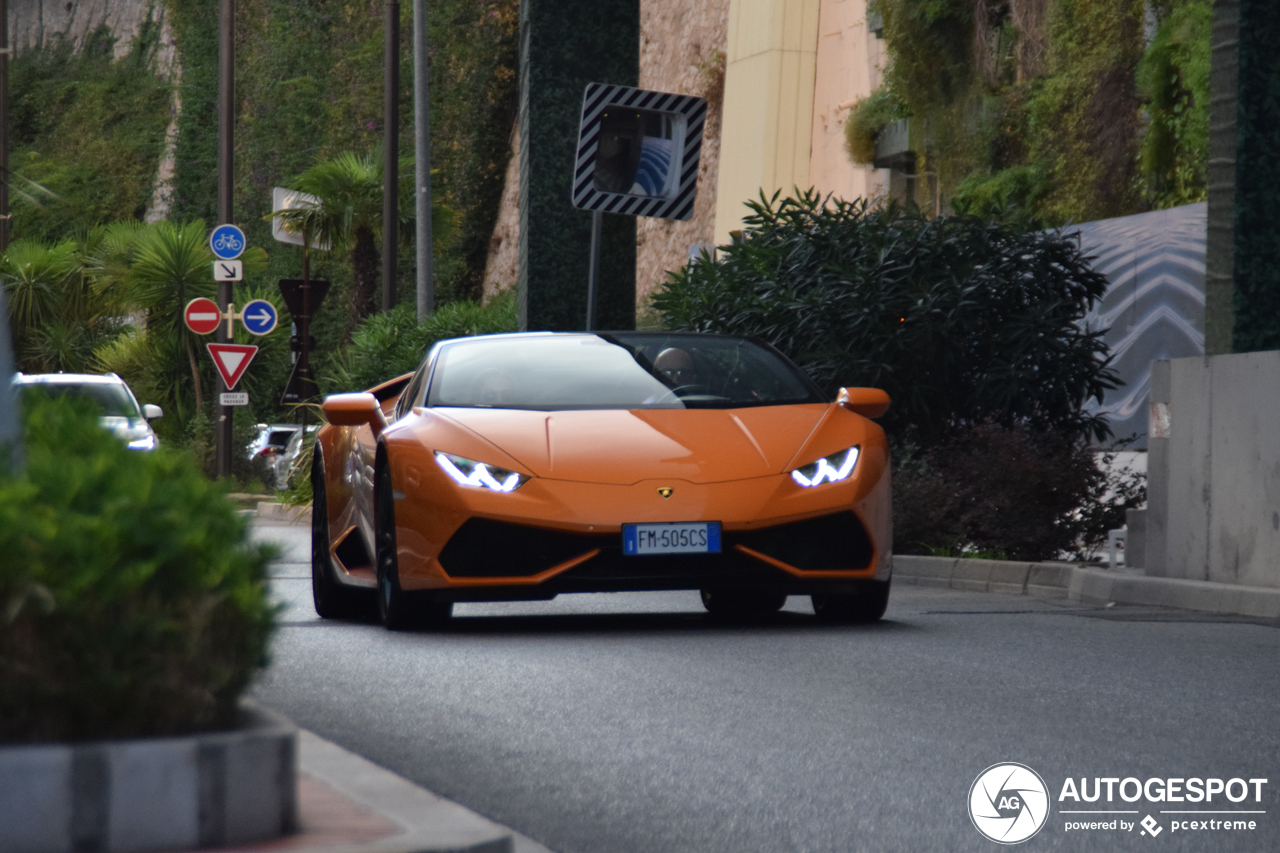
[{"xmin": 210, "ymin": 224, "xmax": 247, "ymax": 261}]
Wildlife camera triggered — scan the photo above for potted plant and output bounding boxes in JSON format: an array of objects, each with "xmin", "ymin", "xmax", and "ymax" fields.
[{"xmin": 0, "ymin": 394, "xmax": 291, "ymax": 852}]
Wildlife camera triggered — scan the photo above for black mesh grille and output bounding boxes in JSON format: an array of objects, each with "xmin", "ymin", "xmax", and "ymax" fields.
[
  {"xmin": 730, "ymin": 511, "xmax": 874, "ymax": 571},
  {"xmin": 438, "ymin": 511, "xmax": 874, "ymax": 580},
  {"xmin": 439, "ymin": 518, "xmax": 612, "ymax": 578}
]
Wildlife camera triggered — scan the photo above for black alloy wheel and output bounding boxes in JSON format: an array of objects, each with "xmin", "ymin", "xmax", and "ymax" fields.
[
  {"xmin": 700, "ymin": 586, "xmax": 787, "ymax": 619},
  {"xmin": 311, "ymin": 450, "xmax": 370, "ymax": 619},
  {"xmin": 811, "ymin": 579, "xmax": 891, "ymax": 623},
  {"xmin": 374, "ymin": 454, "xmax": 451, "ymax": 630}
]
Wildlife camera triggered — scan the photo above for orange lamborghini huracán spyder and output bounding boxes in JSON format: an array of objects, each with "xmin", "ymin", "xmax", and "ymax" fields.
[{"xmin": 312, "ymin": 332, "xmax": 893, "ymax": 629}]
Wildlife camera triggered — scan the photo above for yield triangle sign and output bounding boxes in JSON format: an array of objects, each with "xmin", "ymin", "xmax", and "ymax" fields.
[{"xmin": 207, "ymin": 343, "xmax": 259, "ymax": 391}]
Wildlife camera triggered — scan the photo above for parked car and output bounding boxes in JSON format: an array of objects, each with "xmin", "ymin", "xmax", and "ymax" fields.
[
  {"xmin": 272, "ymin": 424, "xmax": 320, "ymax": 491},
  {"xmin": 246, "ymin": 423, "xmax": 300, "ymax": 463},
  {"xmin": 312, "ymin": 332, "xmax": 894, "ymax": 629},
  {"xmin": 13, "ymin": 372, "xmax": 163, "ymax": 450}
]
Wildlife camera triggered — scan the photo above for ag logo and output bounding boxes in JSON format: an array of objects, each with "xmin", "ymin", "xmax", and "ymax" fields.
[{"xmin": 969, "ymin": 763, "xmax": 1049, "ymax": 844}]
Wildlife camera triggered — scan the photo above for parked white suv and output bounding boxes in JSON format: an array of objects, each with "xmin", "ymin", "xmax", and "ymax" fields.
[{"xmin": 13, "ymin": 372, "xmax": 164, "ymax": 450}]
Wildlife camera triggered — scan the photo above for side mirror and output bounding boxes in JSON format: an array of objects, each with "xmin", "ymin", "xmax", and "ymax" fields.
[
  {"xmin": 143, "ymin": 404, "xmax": 164, "ymax": 420},
  {"xmin": 837, "ymin": 387, "xmax": 891, "ymax": 419},
  {"xmin": 321, "ymin": 392, "xmax": 388, "ymax": 434}
]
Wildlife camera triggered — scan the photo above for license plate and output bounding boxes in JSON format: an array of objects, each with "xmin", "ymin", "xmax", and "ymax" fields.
[{"xmin": 622, "ymin": 522, "xmax": 721, "ymax": 555}]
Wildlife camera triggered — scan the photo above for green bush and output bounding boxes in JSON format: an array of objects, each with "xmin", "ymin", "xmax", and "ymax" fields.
[
  {"xmin": 653, "ymin": 191, "xmax": 1118, "ymax": 447},
  {"xmin": 843, "ymin": 88, "xmax": 906, "ymax": 165},
  {"xmin": 0, "ymin": 396, "xmax": 276, "ymax": 743},
  {"xmin": 893, "ymin": 423, "xmax": 1146, "ymax": 561},
  {"xmin": 325, "ymin": 288, "xmax": 518, "ymax": 393}
]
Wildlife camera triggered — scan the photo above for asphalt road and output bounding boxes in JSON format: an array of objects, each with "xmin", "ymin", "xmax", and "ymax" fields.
[{"xmin": 250, "ymin": 521, "xmax": 1280, "ymax": 853}]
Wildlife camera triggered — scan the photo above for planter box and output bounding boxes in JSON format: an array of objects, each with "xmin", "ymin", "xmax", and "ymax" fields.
[{"xmin": 0, "ymin": 702, "xmax": 296, "ymax": 853}]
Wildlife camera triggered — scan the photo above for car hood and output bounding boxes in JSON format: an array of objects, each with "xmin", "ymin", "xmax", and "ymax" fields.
[{"xmin": 434, "ymin": 405, "xmax": 831, "ymax": 485}]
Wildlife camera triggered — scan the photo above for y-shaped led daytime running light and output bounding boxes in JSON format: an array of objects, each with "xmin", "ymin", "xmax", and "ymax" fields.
[
  {"xmin": 435, "ymin": 452, "xmax": 529, "ymax": 492},
  {"xmin": 790, "ymin": 446, "xmax": 860, "ymax": 487}
]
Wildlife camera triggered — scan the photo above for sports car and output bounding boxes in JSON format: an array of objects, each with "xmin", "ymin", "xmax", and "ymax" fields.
[{"xmin": 312, "ymin": 332, "xmax": 893, "ymax": 629}]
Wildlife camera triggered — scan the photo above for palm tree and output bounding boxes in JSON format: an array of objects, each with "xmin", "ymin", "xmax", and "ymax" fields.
[
  {"xmin": 277, "ymin": 149, "xmax": 453, "ymax": 324},
  {"xmin": 1, "ymin": 237, "xmax": 116, "ymax": 374}
]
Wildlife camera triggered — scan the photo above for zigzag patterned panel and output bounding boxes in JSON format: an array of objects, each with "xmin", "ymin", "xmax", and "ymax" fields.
[
  {"xmin": 571, "ymin": 83, "xmax": 707, "ymax": 221},
  {"xmin": 1073, "ymin": 202, "xmax": 1206, "ymax": 448}
]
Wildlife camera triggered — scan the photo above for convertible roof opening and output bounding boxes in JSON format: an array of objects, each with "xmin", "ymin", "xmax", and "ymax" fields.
[{"xmin": 425, "ymin": 333, "xmax": 826, "ymax": 411}]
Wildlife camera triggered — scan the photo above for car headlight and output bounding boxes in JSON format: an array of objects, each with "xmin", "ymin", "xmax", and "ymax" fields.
[
  {"xmin": 127, "ymin": 434, "xmax": 158, "ymax": 451},
  {"xmin": 435, "ymin": 452, "xmax": 529, "ymax": 492},
  {"xmin": 790, "ymin": 445, "xmax": 859, "ymax": 487}
]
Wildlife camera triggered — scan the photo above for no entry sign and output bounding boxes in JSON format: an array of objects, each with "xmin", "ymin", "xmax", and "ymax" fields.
[
  {"xmin": 184, "ymin": 298, "xmax": 221, "ymax": 335},
  {"xmin": 206, "ymin": 343, "xmax": 258, "ymax": 391}
]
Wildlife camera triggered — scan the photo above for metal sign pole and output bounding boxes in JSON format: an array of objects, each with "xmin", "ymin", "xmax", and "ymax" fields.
[
  {"xmin": 215, "ymin": 0, "xmax": 235, "ymax": 479},
  {"xmin": 413, "ymin": 0, "xmax": 434, "ymax": 318},
  {"xmin": 382, "ymin": 0, "xmax": 400, "ymax": 313},
  {"xmin": 586, "ymin": 209, "xmax": 602, "ymax": 331}
]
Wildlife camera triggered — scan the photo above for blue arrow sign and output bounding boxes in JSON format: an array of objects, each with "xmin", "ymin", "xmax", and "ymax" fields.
[
  {"xmin": 209, "ymin": 224, "xmax": 247, "ymax": 260},
  {"xmin": 241, "ymin": 299, "xmax": 279, "ymax": 336}
]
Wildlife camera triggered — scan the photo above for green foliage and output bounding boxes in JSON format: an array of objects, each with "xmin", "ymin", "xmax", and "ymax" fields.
[
  {"xmin": 654, "ymin": 191, "xmax": 1117, "ymax": 447},
  {"xmin": 893, "ymin": 422, "xmax": 1146, "ymax": 561},
  {"xmin": 843, "ymin": 88, "xmax": 907, "ymax": 165},
  {"xmin": 0, "ymin": 238, "xmax": 113, "ymax": 373},
  {"xmin": 166, "ymin": 0, "xmax": 517, "ymax": 315},
  {"xmin": 1137, "ymin": 1, "xmax": 1211, "ymax": 207},
  {"xmin": 877, "ymin": 0, "xmax": 974, "ymax": 110},
  {"xmin": 326, "ymin": 289, "xmax": 518, "ymax": 393},
  {"xmin": 0, "ymin": 395, "xmax": 276, "ymax": 743},
  {"xmin": 873, "ymin": 0, "xmax": 1208, "ymax": 224},
  {"xmin": 9, "ymin": 26, "xmax": 170, "ymax": 241},
  {"xmin": 951, "ymin": 164, "xmax": 1048, "ymax": 224}
]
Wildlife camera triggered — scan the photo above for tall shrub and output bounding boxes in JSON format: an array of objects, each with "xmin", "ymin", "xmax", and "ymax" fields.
[
  {"xmin": 654, "ymin": 191, "xmax": 1117, "ymax": 447},
  {"xmin": 0, "ymin": 396, "xmax": 276, "ymax": 742}
]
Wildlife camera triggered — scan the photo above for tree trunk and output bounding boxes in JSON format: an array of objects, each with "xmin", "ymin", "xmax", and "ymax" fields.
[{"xmin": 351, "ymin": 226, "xmax": 379, "ymax": 320}]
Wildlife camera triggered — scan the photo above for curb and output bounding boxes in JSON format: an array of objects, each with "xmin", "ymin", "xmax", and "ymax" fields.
[
  {"xmin": 254, "ymin": 502, "xmax": 311, "ymax": 523},
  {"xmin": 894, "ymin": 555, "xmax": 1280, "ymax": 620},
  {"xmin": 284, "ymin": 730, "xmax": 520, "ymax": 853}
]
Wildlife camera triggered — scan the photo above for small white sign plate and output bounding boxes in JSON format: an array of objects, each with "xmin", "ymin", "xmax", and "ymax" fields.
[
  {"xmin": 213, "ymin": 260, "xmax": 244, "ymax": 281},
  {"xmin": 220, "ymin": 392, "xmax": 249, "ymax": 406}
]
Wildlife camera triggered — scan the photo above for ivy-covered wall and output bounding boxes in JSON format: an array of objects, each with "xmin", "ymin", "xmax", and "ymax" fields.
[
  {"xmin": 866, "ymin": 0, "xmax": 1211, "ymax": 224},
  {"xmin": 9, "ymin": 24, "xmax": 170, "ymax": 241},
  {"xmin": 166, "ymin": 0, "xmax": 518, "ymax": 314}
]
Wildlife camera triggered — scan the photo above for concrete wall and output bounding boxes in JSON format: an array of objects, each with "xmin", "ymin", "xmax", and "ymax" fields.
[{"xmin": 1147, "ymin": 350, "xmax": 1280, "ymax": 588}]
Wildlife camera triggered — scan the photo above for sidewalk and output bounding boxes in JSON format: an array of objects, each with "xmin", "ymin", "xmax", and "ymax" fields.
[
  {"xmin": 201, "ymin": 729, "xmax": 554, "ymax": 853},
  {"xmin": 893, "ymin": 555, "xmax": 1280, "ymax": 621}
]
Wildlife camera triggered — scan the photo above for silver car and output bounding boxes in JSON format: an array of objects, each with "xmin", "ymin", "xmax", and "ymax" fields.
[{"xmin": 13, "ymin": 372, "xmax": 163, "ymax": 450}]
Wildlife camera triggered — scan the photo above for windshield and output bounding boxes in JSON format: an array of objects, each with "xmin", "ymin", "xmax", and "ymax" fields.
[
  {"xmin": 19, "ymin": 381, "xmax": 143, "ymax": 418},
  {"xmin": 426, "ymin": 334, "xmax": 825, "ymax": 411}
]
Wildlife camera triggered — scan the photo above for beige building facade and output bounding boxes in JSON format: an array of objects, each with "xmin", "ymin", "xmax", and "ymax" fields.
[{"xmin": 714, "ymin": 0, "xmax": 888, "ymax": 244}]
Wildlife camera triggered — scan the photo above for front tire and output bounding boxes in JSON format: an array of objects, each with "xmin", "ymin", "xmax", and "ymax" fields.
[
  {"xmin": 375, "ymin": 453, "xmax": 451, "ymax": 631},
  {"xmin": 312, "ymin": 450, "xmax": 370, "ymax": 620},
  {"xmin": 811, "ymin": 579, "xmax": 891, "ymax": 624}
]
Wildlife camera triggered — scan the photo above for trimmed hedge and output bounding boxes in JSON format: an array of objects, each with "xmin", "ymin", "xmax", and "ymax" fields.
[{"xmin": 0, "ymin": 396, "xmax": 276, "ymax": 743}]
